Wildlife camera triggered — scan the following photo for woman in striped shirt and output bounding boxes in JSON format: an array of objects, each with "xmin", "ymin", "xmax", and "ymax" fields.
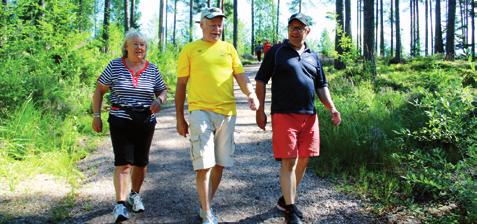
[{"xmin": 92, "ymin": 29, "xmax": 167, "ymax": 223}]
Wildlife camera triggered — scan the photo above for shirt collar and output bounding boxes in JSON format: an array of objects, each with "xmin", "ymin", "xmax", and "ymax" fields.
[{"xmin": 283, "ymin": 39, "xmax": 311, "ymax": 53}]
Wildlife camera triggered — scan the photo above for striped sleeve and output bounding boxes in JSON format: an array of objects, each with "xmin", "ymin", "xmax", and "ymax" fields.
[
  {"xmin": 98, "ymin": 60, "xmax": 114, "ymax": 86},
  {"xmin": 153, "ymin": 65, "xmax": 167, "ymax": 92}
]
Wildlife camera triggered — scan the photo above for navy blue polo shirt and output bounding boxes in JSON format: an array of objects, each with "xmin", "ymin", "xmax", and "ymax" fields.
[{"xmin": 255, "ymin": 40, "xmax": 328, "ymax": 114}]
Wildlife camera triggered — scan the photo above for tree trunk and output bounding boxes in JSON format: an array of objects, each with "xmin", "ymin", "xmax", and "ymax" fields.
[
  {"xmin": 425, "ymin": 0, "xmax": 429, "ymax": 55},
  {"xmin": 357, "ymin": 0, "xmax": 361, "ymax": 54},
  {"xmin": 435, "ymin": 0, "xmax": 444, "ymax": 53},
  {"xmin": 103, "ymin": 0, "xmax": 111, "ymax": 53},
  {"xmin": 375, "ymin": 0, "xmax": 378, "ymax": 53},
  {"xmin": 465, "ymin": 0, "xmax": 469, "ymax": 50},
  {"xmin": 94, "ymin": 0, "xmax": 98, "ymax": 37},
  {"xmin": 130, "ymin": 0, "xmax": 135, "ymax": 29},
  {"xmin": 39, "ymin": 0, "xmax": 44, "ymax": 19},
  {"xmin": 299, "ymin": 0, "xmax": 302, "ymax": 13},
  {"xmin": 459, "ymin": 0, "xmax": 464, "ymax": 49},
  {"xmin": 159, "ymin": 0, "xmax": 165, "ymax": 51},
  {"xmin": 189, "ymin": 0, "xmax": 193, "ymax": 42},
  {"xmin": 363, "ymin": 0, "xmax": 376, "ymax": 77},
  {"xmin": 410, "ymin": 0, "xmax": 414, "ymax": 56},
  {"xmin": 207, "ymin": 0, "xmax": 210, "ymax": 7},
  {"xmin": 251, "ymin": 0, "xmax": 254, "ymax": 54},
  {"xmin": 472, "ymin": 0, "xmax": 475, "ymax": 60},
  {"xmin": 430, "ymin": 0, "xmax": 434, "ymax": 55},
  {"xmin": 165, "ymin": 0, "xmax": 168, "ymax": 46},
  {"xmin": 276, "ymin": 0, "xmax": 280, "ymax": 43},
  {"xmin": 124, "ymin": 0, "xmax": 129, "ymax": 32},
  {"xmin": 173, "ymin": 0, "xmax": 177, "ymax": 45},
  {"xmin": 221, "ymin": 0, "xmax": 225, "ymax": 41},
  {"xmin": 392, "ymin": 0, "xmax": 401, "ymax": 62},
  {"xmin": 335, "ymin": 0, "xmax": 345, "ymax": 69},
  {"xmin": 233, "ymin": 0, "xmax": 238, "ymax": 48},
  {"xmin": 345, "ymin": 0, "xmax": 351, "ymax": 39},
  {"xmin": 379, "ymin": 0, "xmax": 384, "ymax": 56},
  {"xmin": 446, "ymin": 0, "xmax": 456, "ymax": 60},
  {"xmin": 414, "ymin": 0, "xmax": 421, "ymax": 56},
  {"xmin": 390, "ymin": 0, "xmax": 394, "ymax": 56}
]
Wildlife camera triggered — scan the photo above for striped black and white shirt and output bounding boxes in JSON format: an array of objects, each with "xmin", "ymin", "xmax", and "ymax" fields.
[{"xmin": 98, "ymin": 58, "xmax": 167, "ymax": 120}]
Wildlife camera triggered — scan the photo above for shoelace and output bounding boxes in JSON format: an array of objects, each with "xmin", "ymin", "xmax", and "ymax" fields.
[{"xmin": 133, "ymin": 195, "xmax": 142, "ymax": 204}]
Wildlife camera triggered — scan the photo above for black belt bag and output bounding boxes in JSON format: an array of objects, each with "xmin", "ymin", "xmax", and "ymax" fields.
[{"xmin": 113, "ymin": 104, "xmax": 152, "ymax": 125}]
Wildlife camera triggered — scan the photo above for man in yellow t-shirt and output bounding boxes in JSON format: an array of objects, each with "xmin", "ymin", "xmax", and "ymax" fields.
[{"xmin": 175, "ymin": 7, "xmax": 259, "ymax": 224}]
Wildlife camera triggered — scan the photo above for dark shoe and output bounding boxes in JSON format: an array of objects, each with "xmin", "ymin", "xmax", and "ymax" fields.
[
  {"xmin": 277, "ymin": 196, "xmax": 304, "ymax": 219},
  {"xmin": 285, "ymin": 204, "xmax": 302, "ymax": 224}
]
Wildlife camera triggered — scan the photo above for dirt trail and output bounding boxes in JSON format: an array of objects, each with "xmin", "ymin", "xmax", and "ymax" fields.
[{"xmin": 0, "ymin": 63, "xmax": 376, "ymax": 224}]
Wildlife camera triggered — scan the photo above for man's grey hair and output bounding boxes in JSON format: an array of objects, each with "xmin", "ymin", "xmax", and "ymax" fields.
[
  {"xmin": 122, "ymin": 29, "xmax": 147, "ymax": 58},
  {"xmin": 200, "ymin": 16, "xmax": 225, "ymax": 26}
]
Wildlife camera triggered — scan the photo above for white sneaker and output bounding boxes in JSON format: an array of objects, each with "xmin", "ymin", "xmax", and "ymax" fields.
[
  {"xmin": 127, "ymin": 192, "xmax": 145, "ymax": 213},
  {"xmin": 199, "ymin": 208, "xmax": 218, "ymax": 224},
  {"xmin": 112, "ymin": 203, "xmax": 129, "ymax": 223}
]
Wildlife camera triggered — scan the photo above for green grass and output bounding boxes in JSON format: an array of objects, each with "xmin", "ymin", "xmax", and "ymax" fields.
[{"xmin": 312, "ymin": 57, "xmax": 477, "ymax": 223}]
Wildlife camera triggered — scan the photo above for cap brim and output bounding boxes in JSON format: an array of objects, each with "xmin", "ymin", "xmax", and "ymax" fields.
[
  {"xmin": 205, "ymin": 14, "xmax": 226, "ymax": 19},
  {"xmin": 288, "ymin": 18, "xmax": 308, "ymax": 26}
]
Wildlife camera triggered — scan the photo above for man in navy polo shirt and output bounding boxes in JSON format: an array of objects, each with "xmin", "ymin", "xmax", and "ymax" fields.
[{"xmin": 255, "ymin": 13, "xmax": 341, "ymax": 224}]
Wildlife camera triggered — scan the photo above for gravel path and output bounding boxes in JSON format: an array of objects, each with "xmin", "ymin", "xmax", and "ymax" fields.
[{"xmin": 2, "ymin": 63, "xmax": 375, "ymax": 224}]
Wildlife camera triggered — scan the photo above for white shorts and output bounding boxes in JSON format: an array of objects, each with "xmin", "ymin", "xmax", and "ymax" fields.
[{"xmin": 188, "ymin": 110, "xmax": 236, "ymax": 170}]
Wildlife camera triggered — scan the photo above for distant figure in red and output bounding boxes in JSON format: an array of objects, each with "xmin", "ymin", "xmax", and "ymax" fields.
[{"xmin": 263, "ymin": 40, "xmax": 272, "ymax": 56}]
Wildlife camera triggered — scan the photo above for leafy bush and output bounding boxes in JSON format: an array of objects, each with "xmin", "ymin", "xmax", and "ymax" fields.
[
  {"xmin": 314, "ymin": 58, "xmax": 477, "ymax": 222},
  {"xmin": 148, "ymin": 43, "xmax": 180, "ymax": 96}
]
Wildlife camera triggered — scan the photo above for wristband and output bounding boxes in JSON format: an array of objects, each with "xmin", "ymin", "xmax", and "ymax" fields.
[{"xmin": 93, "ymin": 112, "xmax": 101, "ymax": 118}]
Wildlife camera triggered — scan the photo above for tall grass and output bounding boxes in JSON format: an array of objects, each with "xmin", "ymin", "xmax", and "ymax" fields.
[
  {"xmin": 0, "ymin": 98, "xmax": 86, "ymax": 190},
  {"xmin": 312, "ymin": 58, "xmax": 477, "ymax": 222},
  {"xmin": 313, "ymin": 78, "xmax": 407, "ymax": 175}
]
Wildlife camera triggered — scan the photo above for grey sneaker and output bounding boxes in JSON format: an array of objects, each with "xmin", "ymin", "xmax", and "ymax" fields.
[
  {"xmin": 112, "ymin": 203, "xmax": 129, "ymax": 223},
  {"xmin": 199, "ymin": 208, "xmax": 218, "ymax": 224},
  {"xmin": 127, "ymin": 192, "xmax": 145, "ymax": 213}
]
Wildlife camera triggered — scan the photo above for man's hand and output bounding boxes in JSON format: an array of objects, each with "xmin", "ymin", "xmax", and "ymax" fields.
[
  {"xmin": 330, "ymin": 108, "xmax": 341, "ymax": 126},
  {"xmin": 256, "ymin": 111, "xmax": 267, "ymax": 130},
  {"xmin": 248, "ymin": 92, "xmax": 260, "ymax": 111},
  {"xmin": 176, "ymin": 117, "xmax": 189, "ymax": 137}
]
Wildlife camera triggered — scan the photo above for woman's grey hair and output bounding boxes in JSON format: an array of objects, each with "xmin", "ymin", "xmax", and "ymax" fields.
[{"xmin": 122, "ymin": 29, "xmax": 147, "ymax": 58}]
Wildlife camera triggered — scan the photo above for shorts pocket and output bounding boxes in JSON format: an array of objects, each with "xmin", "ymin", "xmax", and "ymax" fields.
[{"xmin": 189, "ymin": 135, "xmax": 203, "ymax": 161}]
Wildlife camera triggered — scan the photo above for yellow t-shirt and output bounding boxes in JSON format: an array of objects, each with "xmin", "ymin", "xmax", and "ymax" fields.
[{"xmin": 177, "ymin": 39, "xmax": 244, "ymax": 115}]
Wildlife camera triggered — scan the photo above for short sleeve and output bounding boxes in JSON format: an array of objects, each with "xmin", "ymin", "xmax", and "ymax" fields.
[
  {"xmin": 229, "ymin": 44, "xmax": 244, "ymax": 75},
  {"xmin": 315, "ymin": 58, "xmax": 328, "ymax": 89},
  {"xmin": 153, "ymin": 65, "xmax": 167, "ymax": 92},
  {"xmin": 255, "ymin": 45, "xmax": 277, "ymax": 84},
  {"xmin": 177, "ymin": 45, "xmax": 190, "ymax": 77},
  {"xmin": 97, "ymin": 61, "xmax": 114, "ymax": 85}
]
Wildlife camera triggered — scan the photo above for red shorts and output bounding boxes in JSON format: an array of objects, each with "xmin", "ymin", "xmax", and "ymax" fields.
[{"xmin": 271, "ymin": 113, "xmax": 320, "ymax": 159}]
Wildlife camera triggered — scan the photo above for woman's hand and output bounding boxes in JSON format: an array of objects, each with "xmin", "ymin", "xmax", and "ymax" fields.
[
  {"xmin": 150, "ymin": 98, "xmax": 162, "ymax": 114},
  {"xmin": 92, "ymin": 117, "xmax": 103, "ymax": 132}
]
